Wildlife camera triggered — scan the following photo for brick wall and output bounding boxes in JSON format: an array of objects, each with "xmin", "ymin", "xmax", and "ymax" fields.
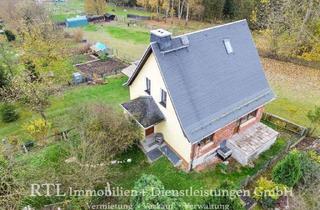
[{"xmin": 192, "ymin": 107, "xmax": 264, "ymax": 163}]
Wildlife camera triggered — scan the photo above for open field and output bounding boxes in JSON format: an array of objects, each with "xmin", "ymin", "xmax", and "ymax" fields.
[{"xmin": 262, "ymin": 57, "xmax": 320, "ymax": 130}]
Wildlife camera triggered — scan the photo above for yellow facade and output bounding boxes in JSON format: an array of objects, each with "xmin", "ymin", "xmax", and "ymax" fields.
[{"xmin": 129, "ymin": 53, "xmax": 192, "ymax": 163}]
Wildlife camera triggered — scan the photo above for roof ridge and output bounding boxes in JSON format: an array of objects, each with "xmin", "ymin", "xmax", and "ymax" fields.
[{"xmin": 174, "ymin": 19, "xmax": 247, "ymax": 39}]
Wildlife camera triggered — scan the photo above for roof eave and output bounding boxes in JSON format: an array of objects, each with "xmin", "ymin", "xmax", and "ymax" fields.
[
  {"xmin": 189, "ymin": 93, "xmax": 276, "ymax": 144},
  {"xmin": 126, "ymin": 45, "xmax": 153, "ymax": 86}
]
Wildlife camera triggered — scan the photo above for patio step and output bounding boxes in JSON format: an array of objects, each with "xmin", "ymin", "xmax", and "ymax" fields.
[
  {"xmin": 146, "ymin": 148, "xmax": 163, "ymax": 163},
  {"xmin": 140, "ymin": 139, "xmax": 159, "ymax": 153},
  {"xmin": 160, "ymin": 144, "xmax": 182, "ymax": 167}
]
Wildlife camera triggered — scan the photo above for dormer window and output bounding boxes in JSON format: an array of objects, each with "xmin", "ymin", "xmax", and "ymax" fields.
[
  {"xmin": 145, "ymin": 77, "xmax": 151, "ymax": 94},
  {"xmin": 223, "ymin": 39, "xmax": 233, "ymax": 54},
  {"xmin": 160, "ymin": 89, "xmax": 167, "ymax": 108}
]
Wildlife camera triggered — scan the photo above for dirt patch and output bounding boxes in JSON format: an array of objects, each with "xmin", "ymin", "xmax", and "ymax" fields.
[
  {"xmin": 294, "ymin": 137, "xmax": 320, "ymax": 151},
  {"xmin": 76, "ymin": 58, "xmax": 127, "ymax": 78}
]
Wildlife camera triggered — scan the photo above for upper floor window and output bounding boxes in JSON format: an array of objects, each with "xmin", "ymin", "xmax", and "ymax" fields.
[
  {"xmin": 160, "ymin": 89, "xmax": 167, "ymax": 107},
  {"xmin": 240, "ymin": 110, "xmax": 257, "ymax": 124},
  {"xmin": 223, "ymin": 39, "xmax": 234, "ymax": 54},
  {"xmin": 145, "ymin": 77, "xmax": 151, "ymax": 94}
]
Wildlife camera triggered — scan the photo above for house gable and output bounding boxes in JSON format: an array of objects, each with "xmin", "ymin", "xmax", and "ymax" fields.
[{"xmin": 129, "ymin": 53, "xmax": 192, "ymax": 163}]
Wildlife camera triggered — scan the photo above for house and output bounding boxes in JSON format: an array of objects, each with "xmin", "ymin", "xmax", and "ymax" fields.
[
  {"xmin": 121, "ymin": 20, "xmax": 279, "ymax": 171},
  {"xmin": 66, "ymin": 16, "xmax": 88, "ymax": 28}
]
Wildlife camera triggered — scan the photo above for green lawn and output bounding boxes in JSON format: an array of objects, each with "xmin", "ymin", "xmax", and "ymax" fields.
[
  {"xmin": 104, "ymin": 26, "xmax": 149, "ymax": 44},
  {"xmin": 108, "ymin": 137, "xmax": 287, "ymax": 204},
  {"xmin": 262, "ymin": 57, "xmax": 320, "ymax": 135},
  {"xmin": 0, "ymin": 76, "xmax": 129, "ymax": 140},
  {"xmin": 15, "ymin": 133, "xmax": 288, "ymax": 206},
  {"xmin": 49, "ymin": 0, "xmax": 85, "ymax": 22}
]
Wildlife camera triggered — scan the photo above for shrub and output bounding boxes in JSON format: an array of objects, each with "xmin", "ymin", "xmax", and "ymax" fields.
[
  {"xmin": 203, "ymin": 181, "xmax": 245, "ymax": 210},
  {"xmin": 23, "ymin": 118, "xmax": 50, "ymax": 144},
  {"xmin": 299, "ymin": 151, "xmax": 320, "ymax": 189},
  {"xmin": 73, "ymin": 103, "xmax": 142, "ymax": 160},
  {"xmin": 98, "ymin": 53, "xmax": 109, "ymax": 61},
  {"xmin": 131, "ymin": 174, "xmax": 188, "ymax": 210},
  {"xmin": 272, "ymin": 150, "xmax": 303, "ymax": 187},
  {"xmin": 73, "ymin": 29, "xmax": 84, "ymax": 43},
  {"xmin": 308, "ymin": 150, "xmax": 320, "ymax": 164},
  {"xmin": 1, "ymin": 104, "xmax": 19, "ymax": 123},
  {"xmin": 0, "ymin": 65, "xmax": 9, "ymax": 88},
  {"xmin": 4, "ymin": 30, "xmax": 16, "ymax": 42},
  {"xmin": 253, "ymin": 177, "xmax": 287, "ymax": 209}
]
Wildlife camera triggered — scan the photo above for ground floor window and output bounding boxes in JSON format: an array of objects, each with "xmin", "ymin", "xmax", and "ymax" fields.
[
  {"xmin": 198, "ymin": 134, "xmax": 214, "ymax": 147},
  {"xmin": 240, "ymin": 110, "xmax": 257, "ymax": 124}
]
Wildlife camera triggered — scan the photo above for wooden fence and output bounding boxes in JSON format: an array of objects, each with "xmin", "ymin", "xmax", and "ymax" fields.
[
  {"xmin": 240, "ymin": 112, "xmax": 309, "ymax": 189},
  {"xmin": 262, "ymin": 112, "xmax": 309, "ymax": 137}
]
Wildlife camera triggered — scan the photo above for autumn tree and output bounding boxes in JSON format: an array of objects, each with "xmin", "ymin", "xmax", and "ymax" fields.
[
  {"xmin": 0, "ymin": 1, "xmax": 73, "ymax": 121},
  {"xmin": 189, "ymin": 0, "xmax": 205, "ymax": 21},
  {"xmin": 71, "ymin": 103, "xmax": 142, "ymax": 159},
  {"xmin": 252, "ymin": 0, "xmax": 320, "ymax": 59},
  {"xmin": 203, "ymin": 0, "xmax": 225, "ymax": 22},
  {"xmin": 50, "ymin": 103, "xmax": 142, "ymax": 208},
  {"xmin": 0, "ymin": 42, "xmax": 18, "ymax": 89},
  {"xmin": 84, "ymin": 0, "xmax": 107, "ymax": 15}
]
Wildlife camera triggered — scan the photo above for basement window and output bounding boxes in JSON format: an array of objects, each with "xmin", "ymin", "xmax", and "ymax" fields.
[
  {"xmin": 160, "ymin": 89, "xmax": 167, "ymax": 108},
  {"xmin": 145, "ymin": 77, "xmax": 151, "ymax": 95},
  {"xmin": 223, "ymin": 39, "xmax": 234, "ymax": 54}
]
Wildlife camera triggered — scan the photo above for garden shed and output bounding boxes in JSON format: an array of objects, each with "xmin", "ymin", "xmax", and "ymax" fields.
[{"xmin": 66, "ymin": 16, "xmax": 88, "ymax": 28}]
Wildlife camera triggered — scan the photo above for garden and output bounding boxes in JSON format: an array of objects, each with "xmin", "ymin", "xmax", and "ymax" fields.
[{"xmin": 1, "ymin": 0, "xmax": 320, "ymax": 209}]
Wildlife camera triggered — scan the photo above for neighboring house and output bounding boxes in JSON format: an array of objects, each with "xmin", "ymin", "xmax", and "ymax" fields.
[{"xmin": 121, "ymin": 20, "xmax": 279, "ymax": 171}]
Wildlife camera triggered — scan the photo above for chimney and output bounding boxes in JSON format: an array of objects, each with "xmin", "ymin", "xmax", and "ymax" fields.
[{"xmin": 150, "ymin": 29, "xmax": 172, "ymax": 50}]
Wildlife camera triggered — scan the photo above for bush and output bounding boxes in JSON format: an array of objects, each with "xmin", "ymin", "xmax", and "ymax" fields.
[
  {"xmin": 253, "ymin": 177, "xmax": 287, "ymax": 209},
  {"xmin": 73, "ymin": 103, "xmax": 142, "ymax": 160},
  {"xmin": 272, "ymin": 150, "xmax": 303, "ymax": 187},
  {"xmin": 131, "ymin": 174, "xmax": 188, "ymax": 210},
  {"xmin": 299, "ymin": 151, "xmax": 320, "ymax": 189},
  {"xmin": 203, "ymin": 181, "xmax": 245, "ymax": 210},
  {"xmin": 98, "ymin": 53, "xmax": 109, "ymax": 61},
  {"xmin": 1, "ymin": 104, "xmax": 19, "ymax": 123},
  {"xmin": 23, "ymin": 118, "xmax": 50, "ymax": 144},
  {"xmin": 0, "ymin": 65, "xmax": 10, "ymax": 88},
  {"xmin": 73, "ymin": 29, "xmax": 84, "ymax": 43},
  {"xmin": 4, "ymin": 30, "xmax": 16, "ymax": 42}
]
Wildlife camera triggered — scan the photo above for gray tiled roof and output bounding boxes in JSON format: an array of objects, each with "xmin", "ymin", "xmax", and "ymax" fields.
[
  {"xmin": 121, "ymin": 96, "xmax": 165, "ymax": 128},
  {"xmin": 128, "ymin": 20, "xmax": 275, "ymax": 144}
]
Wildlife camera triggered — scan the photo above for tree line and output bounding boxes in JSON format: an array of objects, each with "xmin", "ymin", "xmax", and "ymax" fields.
[{"xmin": 114, "ymin": 0, "xmax": 320, "ymax": 61}]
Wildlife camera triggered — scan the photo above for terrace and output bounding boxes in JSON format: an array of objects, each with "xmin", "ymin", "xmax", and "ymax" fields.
[{"xmin": 227, "ymin": 122, "xmax": 279, "ymax": 165}]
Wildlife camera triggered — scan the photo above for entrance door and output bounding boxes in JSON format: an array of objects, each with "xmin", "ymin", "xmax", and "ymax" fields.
[{"xmin": 145, "ymin": 126, "xmax": 154, "ymax": 137}]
